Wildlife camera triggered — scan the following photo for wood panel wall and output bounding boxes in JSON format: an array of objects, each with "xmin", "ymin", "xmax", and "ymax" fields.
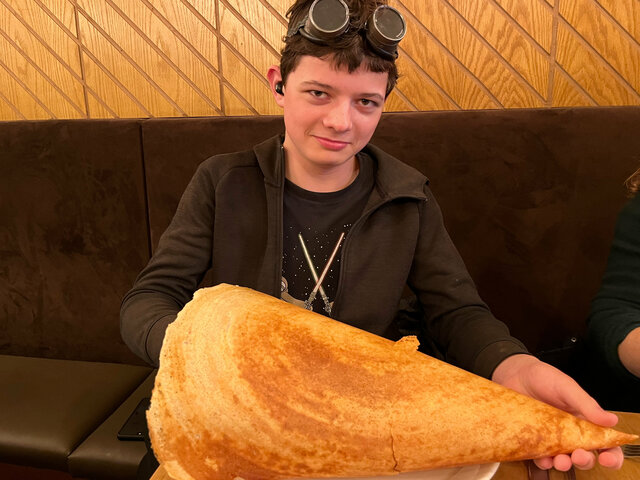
[{"xmin": 1, "ymin": 0, "xmax": 638, "ymax": 120}]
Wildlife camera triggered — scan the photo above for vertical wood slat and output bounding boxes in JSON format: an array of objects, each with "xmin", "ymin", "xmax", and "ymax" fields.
[{"xmin": 1, "ymin": 0, "xmax": 640, "ymax": 120}]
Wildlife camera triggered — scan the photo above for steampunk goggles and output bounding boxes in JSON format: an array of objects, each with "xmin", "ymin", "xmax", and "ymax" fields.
[{"xmin": 287, "ymin": 0, "xmax": 406, "ymax": 60}]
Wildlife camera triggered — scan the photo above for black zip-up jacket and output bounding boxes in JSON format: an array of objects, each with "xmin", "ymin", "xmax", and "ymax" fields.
[{"xmin": 120, "ymin": 135, "xmax": 527, "ymax": 376}]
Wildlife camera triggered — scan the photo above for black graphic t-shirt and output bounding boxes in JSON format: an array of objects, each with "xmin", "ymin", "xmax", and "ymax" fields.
[{"xmin": 281, "ymin": 153, "xmax": 374, "ymax": 316}]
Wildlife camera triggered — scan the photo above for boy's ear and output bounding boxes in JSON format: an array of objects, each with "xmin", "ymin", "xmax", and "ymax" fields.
[{"xmin": 267, "ymin": 66, "xmax": 285, "ymax": 107}]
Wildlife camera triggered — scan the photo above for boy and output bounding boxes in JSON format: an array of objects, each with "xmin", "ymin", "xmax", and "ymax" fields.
[{"xmin": 121, "ymin": 0, "xmax": 623, "ymax": 472}]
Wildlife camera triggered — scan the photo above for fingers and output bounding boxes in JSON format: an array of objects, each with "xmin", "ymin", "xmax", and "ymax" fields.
[
  {"xmin": 533, "ymin": 457, "xmax": 553, "ymax": 470},
  {"xmin": 556, "ymin": 383, "xmax": 618, "ymax": 427},
  {"xmin": 533, "ymin": 455, "xmax": 573, "ymax": 471},
  {"xmin": 577, "ymin": 400, "xmax": 619, "ymax": 427},
  {"xmin": 552, "ymin": 454, "xmax": 574, "ymax": 472},
  {"xmin": 598, "ymin": 447, "xmax": 624, "ymax": 470},
  {"xmin": 534, "ymin": 447, "xmax": 624, "ymax": 472},
  {"xmin": 571, "ymin": 449, "xmax": 596, "ymax": 470}
]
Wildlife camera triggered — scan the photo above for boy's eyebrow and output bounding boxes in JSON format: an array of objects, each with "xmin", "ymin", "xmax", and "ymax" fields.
[{"xmin": 300, "ymin": 80, "xmax": 384, "ymax": 101}]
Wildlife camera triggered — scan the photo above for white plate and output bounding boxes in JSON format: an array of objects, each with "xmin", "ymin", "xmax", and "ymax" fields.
[
  {"xmin": 391, "ymin": 463, "xmax": 499, "ymax": 480},
  {"xmin": 300, "ymin": 464, "xmax": 500, "ymax": 480}
]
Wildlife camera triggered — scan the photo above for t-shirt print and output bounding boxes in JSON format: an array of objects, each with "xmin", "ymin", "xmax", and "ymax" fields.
[
  {"xmin": 281, "ymin": 227, "xmax": 346, "ymax": 315},
  {"xmin": 280, "ymin": 152, "xmax": 374, "ymax": 317}
]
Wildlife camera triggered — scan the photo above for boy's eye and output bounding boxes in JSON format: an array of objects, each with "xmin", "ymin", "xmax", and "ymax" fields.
[
  {"xmin": 360, "ymin": 98, "xmax": 378, "ymax": 108},
  {"xmin": 309, "ymin": 90, "xmax": 326, "ymax": 98}
]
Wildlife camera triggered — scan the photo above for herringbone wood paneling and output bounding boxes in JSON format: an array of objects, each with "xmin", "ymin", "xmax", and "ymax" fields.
[
  {"xmin": 1, "ymin": 0, "xmax": 85, "ymax": 119},
  {"xmin": 0, "ymin": 0, "xmax": 638, "ymax": 119}
]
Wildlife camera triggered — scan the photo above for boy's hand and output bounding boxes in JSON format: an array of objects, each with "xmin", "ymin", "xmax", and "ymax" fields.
[{"xmin": 491, "ymin": 354, "xmax": 624, "ymax": 471}]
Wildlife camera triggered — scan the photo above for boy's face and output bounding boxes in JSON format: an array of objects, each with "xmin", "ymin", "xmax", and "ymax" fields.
[{"xmin": 271, "ymin": 56, "xmax": 388, "ymax": 177}]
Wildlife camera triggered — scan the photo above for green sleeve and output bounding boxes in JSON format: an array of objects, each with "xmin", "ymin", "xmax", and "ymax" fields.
[{"xmin": 587, "ymin": 194, "xmax": 640, "ymax": 381}]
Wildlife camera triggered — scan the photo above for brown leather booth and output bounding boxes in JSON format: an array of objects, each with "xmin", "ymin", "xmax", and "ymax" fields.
[{"xmin": 2, "ymin": 107, "xmax": 640, "ymax": 478}]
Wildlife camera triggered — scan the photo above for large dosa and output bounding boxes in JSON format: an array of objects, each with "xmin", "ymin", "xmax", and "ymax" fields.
[{"xmin": 148, "ymin": 284, "xmax": 637, "ymax": 480}]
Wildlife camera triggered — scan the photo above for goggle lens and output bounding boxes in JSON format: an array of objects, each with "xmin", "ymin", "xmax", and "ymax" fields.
[
  {"xmin": 373, "ymin": 6, "xmax": 406, "ymax": 42},
  {"xmin": 288, "ymin": 0, "xmax": 406, "ymax": 60},
  {"xmin": 309, "ymin": 0, "xmax": 349, "ymax": 35}
]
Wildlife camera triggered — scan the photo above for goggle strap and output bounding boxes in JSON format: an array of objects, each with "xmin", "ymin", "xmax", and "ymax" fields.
[{"xmin": 366, "ymin": 42, "xmax": 399, "ymax": 60}]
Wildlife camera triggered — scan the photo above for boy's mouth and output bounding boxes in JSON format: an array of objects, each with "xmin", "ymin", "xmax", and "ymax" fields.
[{"xmin": 314, "ymin": 136, "xmax": 350, "ymax": 150}]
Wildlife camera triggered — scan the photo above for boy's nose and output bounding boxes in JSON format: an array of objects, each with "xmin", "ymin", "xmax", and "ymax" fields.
[{"xmin": 323, "ymin": 102, "xmax": 352, "ymax": 132}]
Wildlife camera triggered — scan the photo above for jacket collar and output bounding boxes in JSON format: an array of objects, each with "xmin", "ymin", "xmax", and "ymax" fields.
[
  {"xmin": 363, "ymin": 143, "xmax": 428, "ymax": 201},
  {"xmin": 253, "ymin": 134, "xmax": 427, "ymax": 201},
  {"xmin": 254, "ymin": 134, "xmax": 286, "ymax": 188}
]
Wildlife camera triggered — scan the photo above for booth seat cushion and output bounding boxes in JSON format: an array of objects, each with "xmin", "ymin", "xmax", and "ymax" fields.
[
  {"xmin": 0, "ymin": 355, "xmax": 151, "ymax": 471},
  {"xmin": 68, "ymin": 371, "xmax": 157, "ymax": 480}
]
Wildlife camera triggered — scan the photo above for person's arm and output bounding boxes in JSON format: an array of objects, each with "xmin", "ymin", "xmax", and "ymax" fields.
[
  {"xmin": 492, "ymin": 354, "xmax": 623, "ymax": 471},
  {"xmin": 408, "ymin": 186, "xmax": 529, "ymax": 378},
  {"xmin": 588, "ymin": 194, "xmax": 640, "ymax": 381},
  {"xmin": 120, "ymin": 160, "xmax": 216, "ymax": 366},
  {"xmin": 618, "ymin": 326, "xmax": 640, "ymax": 377}
]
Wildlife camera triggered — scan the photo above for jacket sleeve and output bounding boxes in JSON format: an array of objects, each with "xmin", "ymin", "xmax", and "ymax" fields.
[
  {"xmin": 408, "ymin": 186, "xmax": 528, "ymax": 378},
  {"xmin": 120, "ymin": 161, "xmax": 216, "ymax": 366},
  {"xmin": 587, "ymin": 194, "xmax": 640, "ymax": 381}
]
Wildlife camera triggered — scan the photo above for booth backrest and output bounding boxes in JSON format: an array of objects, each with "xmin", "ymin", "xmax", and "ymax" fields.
[
  {"xmin": 1, "ymin": 120, "xmax": 148, "ymax": 364},
  {"xmin": 2, "ymin": 107, "xmax": 640, "ymax": 364},
  {"xmin": 139, "ymin": 107, "xmax": 640, "ymax": 355},
  {"xmin": 374, "ymin": 108, "xmax": 640, "ymax": 354}
]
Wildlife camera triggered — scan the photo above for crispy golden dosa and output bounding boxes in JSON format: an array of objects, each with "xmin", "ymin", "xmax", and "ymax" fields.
[{"xmin": 148, "ymin": 284, "xmax": 637, "ymax": 480}]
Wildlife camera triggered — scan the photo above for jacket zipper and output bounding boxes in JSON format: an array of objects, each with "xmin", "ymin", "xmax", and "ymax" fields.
[
  {"xmin": 330, "ymin": 192, "xmax": 426, "ymax": 318},
  {"xmin": 275, "ymin": 146, "xmax": 286, "ymax": 297}
]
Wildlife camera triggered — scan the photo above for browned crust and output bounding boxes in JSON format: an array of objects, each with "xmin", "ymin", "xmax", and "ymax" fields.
[{"xmin": 148, "ymin": 285, "xmax": 637, "ymax": 480}]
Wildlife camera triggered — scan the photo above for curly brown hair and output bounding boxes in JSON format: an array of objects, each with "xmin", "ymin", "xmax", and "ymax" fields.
[
  {"xmin": 625, "ymin": 167, "xmax": 640, "ymax": 196},
  {"xmin": 280, "ymin": 0, "xmax": 399, "ymax": 96}
]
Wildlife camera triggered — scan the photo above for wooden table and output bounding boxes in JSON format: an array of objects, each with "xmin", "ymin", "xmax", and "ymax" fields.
[{"xmin": 151, "ymin": 411, "xmax": 640, "ymax": 480}]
